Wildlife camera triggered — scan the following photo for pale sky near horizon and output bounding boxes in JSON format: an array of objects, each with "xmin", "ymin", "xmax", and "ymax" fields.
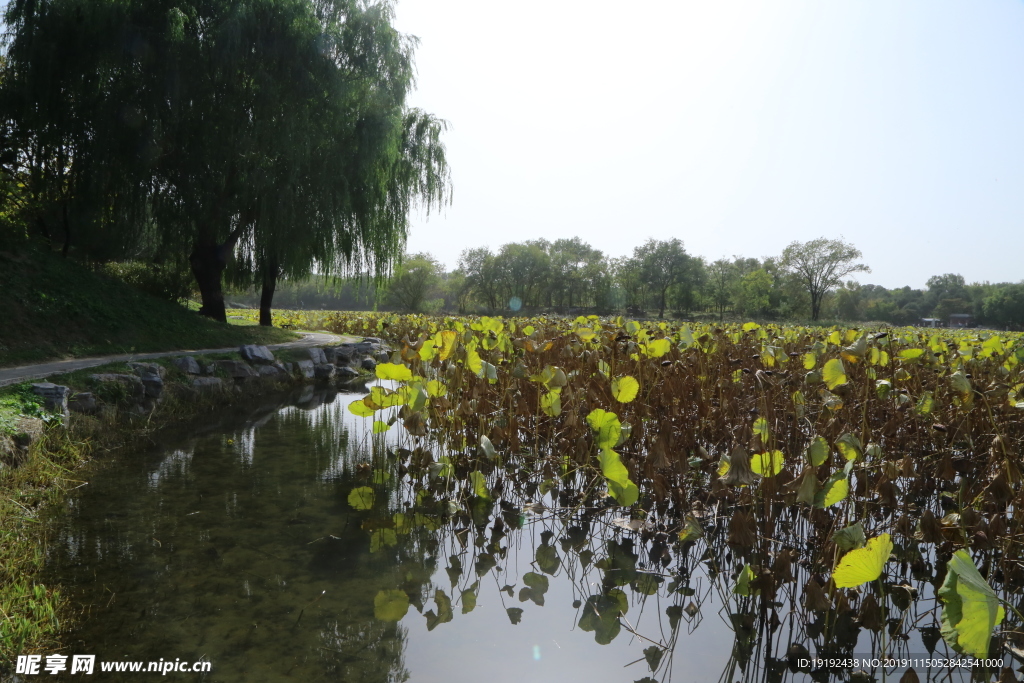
[{"xmin": 393, "ymin": 0, "xmax": 1024, "ymax": 290}]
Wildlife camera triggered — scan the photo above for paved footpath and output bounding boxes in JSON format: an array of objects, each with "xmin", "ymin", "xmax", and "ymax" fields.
[{"xmin": 0, "ymin": 332, "xmax": 350, "ymax": 387}]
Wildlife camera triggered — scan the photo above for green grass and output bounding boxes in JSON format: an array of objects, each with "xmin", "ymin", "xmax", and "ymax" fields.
[
  {"xmin": 0, "ymin": 246, "xmax": 298, "ymax": 367},
  {"xmin": 0, "ymin": 417, "xmax": 84, "ymax": 664}
]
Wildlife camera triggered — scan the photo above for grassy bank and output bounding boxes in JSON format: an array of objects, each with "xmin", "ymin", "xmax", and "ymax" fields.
[{"xmin": 0, "ymin": 246, "xmax": 297, "ymax": 367}]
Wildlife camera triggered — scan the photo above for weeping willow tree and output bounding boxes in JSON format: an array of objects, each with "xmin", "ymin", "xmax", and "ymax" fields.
[
  {"xmin": 233, "ymin": 106, "xmax": 450, "ymax": 326},
  {"xmin": 0, "ymin": 0, "xmax": 158, "ymax": 259},
  {"xmin": 1, "ymin": 0, "xmax": 450, "ymax": 322}
]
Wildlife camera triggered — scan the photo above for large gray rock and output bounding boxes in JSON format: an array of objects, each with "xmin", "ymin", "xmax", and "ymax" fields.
[
  {"xmin": 171, "ymin": 356, "xmax": 202, "ymax": 375},
  {"xmin": 336, "ymin": 366, "xmax": 360, "ymax": 380},
  {"xmin": 30, "ymin": 383, "xmax": 70, "ymax": 420},
  {"xmin": 239, "ymin": 344, "xmax": 275, "ymax": 364},
  {"xmin": 68, "ymin": 392, "xmax": 98, "ymax": 414},
  {"xmin": 127, "ymin": 362, "xmax": 166, "ymax": 379},
  {"xmin": 257, "ymin": 365, "xmax": 282, "ymax": 378},
  {"xmin": 295, "ymin": 360, "xmax": 315, "ymax": 379},
  {"xmin": 314, "ymin": 363, "xmax": 336, "ymax": 380},
  {"xmin": 213, "ymin": 360, "xmax": 258, "ymax": 379},
  {"xmin": 360, "ymin": 357, "xmax": 377, "ymax": 371},
  {"xmin": 89, "ymin": 374, "xmax": 145, "ymax": 403},
  {"xmin": 308, "ymin": 347, "xmax": 328, "ymax": 365},
  {"xmin": 192, "ymin": 377, "xmax": 224, "ymax": 391},
  {"xmin": 127, "ymin": 363, "xmax": 165, "ymax": 398},
  {"xmin": 324, "ymin": 346, "xmax": 352, "ymax": 365},
  {"xmin": 352, "ymin": 341, "xmax": 378, "ymax": 356}
]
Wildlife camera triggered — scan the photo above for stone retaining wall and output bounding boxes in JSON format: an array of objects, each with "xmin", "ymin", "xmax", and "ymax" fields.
[{"xmin": 3, "ymin": 338, "xmax": 389, "ymax": 466}]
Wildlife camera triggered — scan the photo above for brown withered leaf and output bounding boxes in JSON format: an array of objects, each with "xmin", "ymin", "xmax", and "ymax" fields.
[
  {"xmin": 803, "ymin": 577, "xmax": 829, "ymax": 613},
  {"xmin": 727, "ymin": 510, "xmax": 757, "ymax": 549},
  {"xmin": 772, "ymin": 550, "xmax": 794, "ymax": 584},
  {"xmin": 721, "ymin": 445, "xmax": 755, "ymax": 487},
  {"xmin": 858, "ymin": 593, "xmax": 884, "ymax": 632},
  {"xmin": 833, "ymin": 590, "xmax": 851, "ymax": 615},
  {"xmin": 917, "ymin": 509, "xmax": 944, "ymax": 544},
  {"xmin": 901, "ymin": 455, "xmax": 916, "ymax": 478},
  {"xmin": 875, "ymin": 477, "xmax": 899, "ymax": 507},
  {"xmin": 894, "ymin": 515, "xmax": 916, "ymax": 539},
  {"xmin": 985, "ymin": 470, "xmax": 1013, "ymax": 505},
  {"xmin": 785, "ymin": 464, "xmax": 816, "ymax": 504},
  {"xmin": 900, "ymin": 668, "xmax": 920, "ymax": 683},
  {"xmin": 938, "ymin": 453, "xmax": 956, "ymax": 481}
]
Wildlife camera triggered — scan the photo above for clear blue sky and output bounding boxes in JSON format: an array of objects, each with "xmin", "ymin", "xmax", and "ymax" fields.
[{"xmin": 394, "ymin": 0, "xmax": 1024, "ymax": 289}]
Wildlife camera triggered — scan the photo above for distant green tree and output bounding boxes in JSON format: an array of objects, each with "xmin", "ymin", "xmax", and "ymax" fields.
[
  {"xmin": 547, "ymin": 238, "xmax": 608, "ymax": 309},
  {"xmin": 834, "ymin": 282, "xmax": 864, "ymax": 321},
  {"xmin": 631, "ymin": 238, "xmax": 694, "ymax": 319},
  {"xmin": 780, "ymin": 238, "xmax": 870, "ymax": 320},
  {"xmin": 734, "ymin": 269, "xmax": 773, "ymax": 317},
  {"xmin": 924, "ymin": 273, "xmax": 970, "ymax": 320},
  {"xmin": 458, "ymin": 247, "xmax": 502, "ymax": 311},
  {"xmin": 611, "ymin": 256, "xmax": 646, "ymax": 314},
  {"xmin": 385, "ymin": 253, "xmax": 442, "ymax": 313},
  {"xmin": 492, "ymin": 241, "xmax": 551, "ymax": 309},
  {"xmin": 706, "ymin": 259, "xmax": 737, "ymax": 321},
  {"xmin": 982, "ymin": 284, "xmax": 1024, "ymax": 328}
]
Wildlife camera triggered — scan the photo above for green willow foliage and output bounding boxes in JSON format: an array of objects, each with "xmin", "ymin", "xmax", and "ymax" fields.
[{"xmin": 0, "ymin": 0, "xmax": 450, "ymax": 322}]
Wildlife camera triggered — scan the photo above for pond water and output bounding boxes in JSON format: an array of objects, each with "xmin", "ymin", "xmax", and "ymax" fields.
[{"xmin": 40, "ymin": 386, "xmax": 994, "ymax": 682}]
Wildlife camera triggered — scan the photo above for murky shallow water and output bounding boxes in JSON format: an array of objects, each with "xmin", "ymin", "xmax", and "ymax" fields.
[{"xmin": 41, "ymin": 387, "xmax": 988, "ymax": 682}]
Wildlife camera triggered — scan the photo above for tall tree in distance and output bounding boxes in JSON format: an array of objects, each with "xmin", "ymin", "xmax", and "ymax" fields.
[
  {"xmin": 385, "ymin": 253, "xmax": 442, "ymax": 313},
  {"xmin": 632, "ymin": 238, "xmax": 694, "ymax": 319},
  {"xmin": 780, "ymin": 237, "xmax": 870, "ymax": 320},
  {"xmin": 706, "ymin": 259, "xmax": 737, "ymax": 321}
]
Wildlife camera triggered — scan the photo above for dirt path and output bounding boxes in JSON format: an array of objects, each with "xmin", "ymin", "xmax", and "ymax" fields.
[{"xmin": 0, "ymin": 332, "xmax": 353, "ymax": 387}]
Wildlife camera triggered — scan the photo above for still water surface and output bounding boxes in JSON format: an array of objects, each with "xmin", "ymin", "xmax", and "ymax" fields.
[
  {"xmin": 42, "ymin": 386, "xmax": 977, "ymax": 682},
  {"xmin": 43, "ymin": 387, "xmax": 734, "ymax": 682}
]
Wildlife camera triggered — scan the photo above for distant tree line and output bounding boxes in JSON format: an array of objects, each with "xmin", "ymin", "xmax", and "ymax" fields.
[{"xmin": 355, "ymin": 237, "xmax": 1023, "ymax": 328}]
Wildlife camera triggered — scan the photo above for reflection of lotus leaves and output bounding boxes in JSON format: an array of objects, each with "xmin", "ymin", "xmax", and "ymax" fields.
[
  {"xmin": 578, "ymin": 590, "xmax": 628, "ymax": 644},
  {"xmin": 347, "ymin": 486, "xmax": 374, "ymax": 510},
  {"xmin": 643, "ymin": 646, "xmax": 664, "ymax": 672},
  {"xmin": 460, "ymin": 581, "xmax": 479, "ymax": 614},
  {"xmin": 373, "ymin": 590, "xmax": 410, "ymax": 622},
  {"xmin": 595, "ymin": 540, "xmax": 638, "ymax": 586},
  {"xmin": 518, "ymin": 572, "xmax": 549, "ymax": 606},
  {"xmin": 632, "ymin": 573, "xmax": 662, "ymax": 596},
  {"xmin": 424, "ymin": 589, "xmax": 454, "ymax": 631},
  {"xmin": 535, "ymin": 544, "xmax": 560, "ymax": 575},
  {"xmin": 474, "ymin": 552, "xmax": 497, "ymax": 576}
]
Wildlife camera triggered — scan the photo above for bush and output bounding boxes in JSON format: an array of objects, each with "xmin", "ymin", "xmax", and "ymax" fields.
[{"xmin": 99, "ymin": 261, "xmax": 195, "ymax": 303}]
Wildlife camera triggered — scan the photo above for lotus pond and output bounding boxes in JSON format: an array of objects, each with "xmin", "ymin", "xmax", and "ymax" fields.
[{"xmin": 44, "ymin": 316, "xmax": 1024, "ymax": 682}]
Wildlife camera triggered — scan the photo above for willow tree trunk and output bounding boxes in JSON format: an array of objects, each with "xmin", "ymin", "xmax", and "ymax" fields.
[
  {"xmin": 190, "ymin": 239, "xmax": 230, "ymax": 323},
  {"xmin": 259, "ymin": 262, "xmax": 279, "ymax": 326}
]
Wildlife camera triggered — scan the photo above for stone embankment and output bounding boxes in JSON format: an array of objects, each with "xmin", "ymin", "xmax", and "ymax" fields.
[{"xmin": 3, "ymin": 338, "xmax": 388, "ymax": 464}]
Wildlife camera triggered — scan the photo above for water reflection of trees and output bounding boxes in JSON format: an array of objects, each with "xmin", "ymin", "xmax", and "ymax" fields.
[
  {"xmin": 45, "ymin": 383, "xmax": 1021, "ymax": 683},
  {"xmin": 352, "ymin": 430, "xmax": 1016, "ymax": 683},
  {"xmin": 46, "ymin": 387, "xmax": 416, "ymax": 683}
]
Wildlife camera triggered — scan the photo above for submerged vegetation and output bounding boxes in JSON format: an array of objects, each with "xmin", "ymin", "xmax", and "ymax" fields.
[{"xmin": 322, "ymin": 312, "xmax": 1024, "ymax": 679}]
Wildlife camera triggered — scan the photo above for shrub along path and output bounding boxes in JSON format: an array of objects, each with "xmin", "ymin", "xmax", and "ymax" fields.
[{"xmin": 0, "ymin": 332, "xmax": 350, "ymax": 387}]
